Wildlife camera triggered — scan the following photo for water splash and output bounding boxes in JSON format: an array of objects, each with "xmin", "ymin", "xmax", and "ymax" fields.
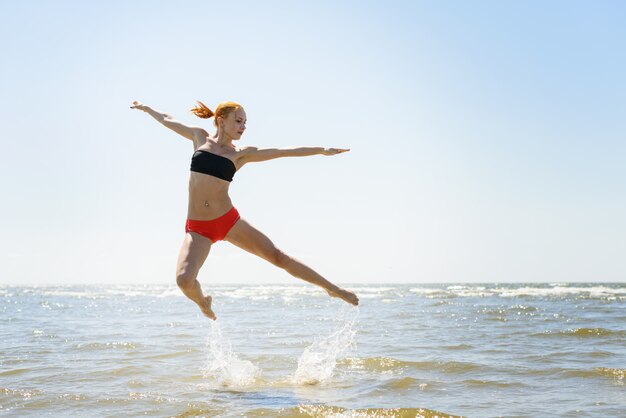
[
  {"xmin": 203, "ymin": 321, "xmax": 259, "ymax": 387},
  {"xmin": 293, "ymin": 307, "xmax": 359, "ymax": 385}
]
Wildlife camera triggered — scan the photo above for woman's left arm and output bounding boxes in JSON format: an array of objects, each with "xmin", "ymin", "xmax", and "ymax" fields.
[{"xmin": 239, "ymin": 147, "xmax": 349, "ymax": 164}]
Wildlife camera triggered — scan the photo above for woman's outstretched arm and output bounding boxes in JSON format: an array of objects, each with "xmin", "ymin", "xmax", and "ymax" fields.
[
  {"xmin": 239, "ymin": 146, "xmax": 350, "ymax": 164},
  {"xmin": 131, "ymin": 100, "xmax": 208, "ymax": 146}
]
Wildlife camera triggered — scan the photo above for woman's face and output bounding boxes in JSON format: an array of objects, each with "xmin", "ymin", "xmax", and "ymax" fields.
[{"xmin": 219, "ymin": 108, "xmax": 247, "ymax": 140}]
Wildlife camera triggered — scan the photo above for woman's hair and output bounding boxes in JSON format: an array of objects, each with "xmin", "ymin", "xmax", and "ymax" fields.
[{"xmin": 190, "ymin": 100, "xmax": 242, "ymax": 127}]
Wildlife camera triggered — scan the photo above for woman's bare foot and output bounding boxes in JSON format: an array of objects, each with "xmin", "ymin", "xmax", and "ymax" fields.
[
  {"xmin": 199, "ymin": 295, "xmax": 217, "ymax": 320},
  {"xmin": 327, "ymin": 287, "xmax": 359, "ymax": 306}
]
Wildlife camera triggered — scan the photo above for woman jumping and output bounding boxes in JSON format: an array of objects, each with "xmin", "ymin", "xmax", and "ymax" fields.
[{"xmin": 131, "ymin": 100, "xmax": 359, "ymax": 320}]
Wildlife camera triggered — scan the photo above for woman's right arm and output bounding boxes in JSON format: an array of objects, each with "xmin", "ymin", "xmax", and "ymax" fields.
[{"xmin": 131, "ymin": 100, "xmax": 208, "ymax": 146}]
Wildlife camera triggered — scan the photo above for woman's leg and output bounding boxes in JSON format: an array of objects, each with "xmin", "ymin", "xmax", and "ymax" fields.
[
  {"xmin": 224, "ymin": 218, "xmax": 359, "ymax": 306},
  {"xmin": 176, "ymin": 232, "xmax": 217, "ymax": 319}
]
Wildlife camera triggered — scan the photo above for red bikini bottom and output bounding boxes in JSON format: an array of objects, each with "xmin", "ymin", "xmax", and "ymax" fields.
[{"xmin": 185, "ymin": 207, "xmax": 240, "ymax": 242}]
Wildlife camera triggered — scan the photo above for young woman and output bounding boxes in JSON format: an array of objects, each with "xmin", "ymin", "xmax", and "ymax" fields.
[{"xmin": 131, "ymin": 100, "xmax": 359, "ymax": 319}]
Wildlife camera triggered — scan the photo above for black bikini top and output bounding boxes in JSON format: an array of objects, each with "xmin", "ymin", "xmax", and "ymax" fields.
[{"xmin": 190, "ymin": 149, "xmax": 236, "ymax": 182}]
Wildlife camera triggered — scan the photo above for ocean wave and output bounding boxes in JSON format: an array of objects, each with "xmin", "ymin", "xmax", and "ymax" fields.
[
  {"xmin": 596, "ymin": 367, "xmax": 625, "ymax": 385},
  {"xmin": 348, "ymin": 287, "xmax": 396, "ymax": 297},
  {"xmin": 9, "ymin": 284, "xmax": 626, "ymax": 302},
  {"xmin": 441, "ymin": 344, "xmax": 473, "ymax": 350},
  {"xmin": 244, "ymin": 404, "xmax": 462, "ymax": 418},
  {"xmin": 340, "ymin": 357, "xmax": 483, "ymax": 375},
  {"xmin": 461, "ymin": 378, "xmax": 525, "ymax": 388},
  {"xmin": 73, "ymin": 341, "xmax": 140, "ymax": 351},
  {"xmin": 127, "ymin": 391, "xmax": 175, "ymax": 403},
  {"xmin": 216, "ymin": 285, "xmax": 321, "ymax": 299},
  {"xmin": 558, "ymin": 368, "xmax": 625, "ymax": 385},
  {"xmin": 340, "ymin": 357, "xmax": 407, "ymax": 372},
  {"xmin": 168, "ymin": 405, "xmax": 226, "ymax": 417},
  {"xmin": 533, "ymin": 328, "xmax": 626, "ymax": 338},
  {"xmin": 588, "ymin": 350, "xmax": 616, "ymax": 358},
  {"xmin": 10, "ymin": 285, "xmax": 183, "ymax": 300},
  {"xmin": 143, "ymin": 349, "xmax": 201, "ymax": 360},
  {"xmin": 98, "ymin": 365, "xmax": 149, "ymax": 377},
  {"xmin": 380, "ymin": 376, "xmax": 424, "ymax": 390},
  {"xmin": 39, "ymin": 289, "xmax": 107, "ymax": 299},
  {"xmin": 56, "ymin": 392, "xmax": 89, "ymax": 401},
  {"xmin": 0, "ymin": 387, "xmax": 45, "ymax": 398},
  {"xmin": 424, "ymin": 360, "xmax": 482, "ymax": 374},
  {"xmin": 496, "ymin": 286, "xmax": 625, "ymax": 298},
  {"xmin": 296, "ymin": 405, "xmax": 462, "ymax": 418},
  {"xmin": 408, "ymin": 284, "xmax": 626, "ymax": 299},
  {"xmin": 409, "ymin": 288, "xmax": 449, "ymax": 297},
  {"xmin": 0, "ymin": 368, "xmax": 31, "ymax": 377}
]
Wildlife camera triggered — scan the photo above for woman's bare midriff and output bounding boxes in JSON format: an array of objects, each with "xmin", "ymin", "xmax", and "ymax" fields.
[{"xmin": 187, "ymin": 172, "xmax": 234, "ymax": 220}]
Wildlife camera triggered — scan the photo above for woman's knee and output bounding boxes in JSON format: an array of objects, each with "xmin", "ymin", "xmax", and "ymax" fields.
[
  {"xmin": 270, "ymin": 249, "xmax": 292, "ymax": 269},
  {"xmin": 176, "ymin": 268, "xmax": 198, "ymax": 290}
]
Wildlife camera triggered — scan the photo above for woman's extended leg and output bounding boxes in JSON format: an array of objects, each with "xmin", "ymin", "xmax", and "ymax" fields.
[
  {"xmin": 225, "ymin": 218, "xmax": 359, "ymax": 306},
  {"xmin": 176, "ymin": 232, "xmax": 217, "ymax": 319}
]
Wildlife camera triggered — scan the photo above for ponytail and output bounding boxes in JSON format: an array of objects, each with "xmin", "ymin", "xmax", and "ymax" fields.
[{"xmin": 190, "ymin": 101, "xmax": 214, "ymax": 119}]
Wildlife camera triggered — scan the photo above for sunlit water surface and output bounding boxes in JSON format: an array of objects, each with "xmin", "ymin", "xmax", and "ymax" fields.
[{"xmin": 1, "ymin": 283, "xmax": 625, "ymax": 417}]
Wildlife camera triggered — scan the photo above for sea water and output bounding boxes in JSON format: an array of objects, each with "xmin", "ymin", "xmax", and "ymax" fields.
[{"xmin": 1, "ymin": 283, "xmax": 625, "ymax": 417}]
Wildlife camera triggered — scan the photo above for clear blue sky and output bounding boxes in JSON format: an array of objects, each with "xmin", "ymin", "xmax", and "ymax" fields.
[{"xmin": 1, "ymin": 1, "xmax": 625, "ymax": 285}]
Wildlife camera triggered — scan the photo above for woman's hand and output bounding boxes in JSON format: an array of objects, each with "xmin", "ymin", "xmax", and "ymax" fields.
[
  {"xmin": 130, "ymin": 100, "xmax": 149, "ymax": 111},
  {"xmin": 322, "ymin": 148, "xmax": 350, "ymax": 156}
]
